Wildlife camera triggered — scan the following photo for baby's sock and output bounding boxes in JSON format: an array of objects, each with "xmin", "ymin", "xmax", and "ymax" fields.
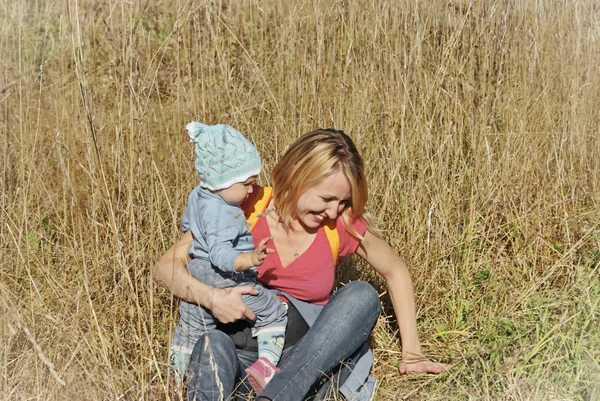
[{"xmin": 257, "ymin": 331, "xmax": 285, "ymax": 366}]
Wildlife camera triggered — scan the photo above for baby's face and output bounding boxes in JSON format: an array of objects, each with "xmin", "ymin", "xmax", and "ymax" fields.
[{"xmin": 218, "ymin": 176, "xmax": 257, "ymax": 206}]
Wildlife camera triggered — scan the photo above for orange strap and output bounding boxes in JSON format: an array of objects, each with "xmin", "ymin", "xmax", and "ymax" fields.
[
  {"xmin": 245, "ymin": 186, "xmax": 273, "ymax": 232},
  {"xmin": 244, "ymin": 186, "xmax": 340, "ymax": 265},
  {"xmin": 323, "ymin": 219, "xmax": 340, "ymax": 265}
]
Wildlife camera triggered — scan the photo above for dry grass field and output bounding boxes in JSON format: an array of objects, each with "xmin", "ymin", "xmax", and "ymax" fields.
[{"xmin": 1, "ymin": 0, "xmax": 599, "ymax": 399}]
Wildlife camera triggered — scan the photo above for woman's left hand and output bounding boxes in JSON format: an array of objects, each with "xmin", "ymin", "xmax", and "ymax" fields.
[{"xmin": 398, "ymin": 358, "xmax": 449, "ymax": 375}]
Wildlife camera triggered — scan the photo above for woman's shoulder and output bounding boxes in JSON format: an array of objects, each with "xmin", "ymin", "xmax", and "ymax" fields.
[
  {"xmin": 335, "ymin": 213, "xmax": 367, "ymax": 233},
  {"xmin": 334, "ymin": 213, "xmax": 368, "ymax": 257}
]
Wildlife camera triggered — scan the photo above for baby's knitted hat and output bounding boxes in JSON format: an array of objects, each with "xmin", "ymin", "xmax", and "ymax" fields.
[{"xmin": 186, "ymin": 122, "xmax": 261, "ymax": 191}]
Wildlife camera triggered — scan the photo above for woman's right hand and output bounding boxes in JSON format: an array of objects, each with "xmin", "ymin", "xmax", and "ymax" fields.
[
  {"xmin": 205, "ymin": 286, "xmax": 258, "ymax": 323},
  {"xmin": 153, "ymin": 230, "xmax": 258, "ymax": 323}
]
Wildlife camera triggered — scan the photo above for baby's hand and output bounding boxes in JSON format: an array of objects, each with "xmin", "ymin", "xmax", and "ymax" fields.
[{"xmin": 252, "ymin": 236, "xmax": 274, "ymax": 266}]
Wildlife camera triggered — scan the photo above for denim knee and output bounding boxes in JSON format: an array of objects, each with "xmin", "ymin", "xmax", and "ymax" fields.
[
  {"xmin": 189, "ymin": 330, "xmax": 238, "ymax": 367},
  {"xmin": 333, "ymin": 280, "xmax": 382, "ymax": 318},
  {"xmin": 187, "ymin": 331, "xmax": 240, "ymax": 401}
]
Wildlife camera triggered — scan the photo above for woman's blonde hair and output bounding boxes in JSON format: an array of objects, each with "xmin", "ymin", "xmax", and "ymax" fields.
[{"xmin": 272, "ymin": 128, "xmax": 371, "ymax": 238}]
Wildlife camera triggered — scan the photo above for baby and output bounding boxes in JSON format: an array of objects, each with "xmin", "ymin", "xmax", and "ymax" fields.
[{"xmin": 170, "ymin": 122, "xmax": 287, "ymax": 393}]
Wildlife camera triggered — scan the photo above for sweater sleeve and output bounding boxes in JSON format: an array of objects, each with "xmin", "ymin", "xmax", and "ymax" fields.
[
  {"xmin": 202, "ymin": 205, "xmax": 246, "ymax": 272},
  {"xmin": 181, "ymin": 188, "xmax": 196, "ymax": 233}
]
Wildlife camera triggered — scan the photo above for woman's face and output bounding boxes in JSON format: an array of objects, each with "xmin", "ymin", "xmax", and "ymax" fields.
[{"xmin": 295, "ymin": 169, "xmax": 352, "ymax": 229}]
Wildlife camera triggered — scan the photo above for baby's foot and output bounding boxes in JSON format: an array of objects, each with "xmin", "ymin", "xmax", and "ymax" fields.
[{"xmin": 245, "ymin": 357, "xmax": 279, "ymax": 394}]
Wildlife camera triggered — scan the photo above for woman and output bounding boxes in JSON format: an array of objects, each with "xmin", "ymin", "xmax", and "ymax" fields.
[{"xmin": 154, "ymin": 129, "xmax": 447, "ymax": 401}]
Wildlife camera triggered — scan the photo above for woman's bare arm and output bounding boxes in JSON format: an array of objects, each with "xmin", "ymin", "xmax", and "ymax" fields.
[
  {"xmin": 356, "ymin": 230, "xmax": 448, "ymax": 374},
  {"xmin": 153, "ymin": 230, "xmax": 258, "ymax": 323}
]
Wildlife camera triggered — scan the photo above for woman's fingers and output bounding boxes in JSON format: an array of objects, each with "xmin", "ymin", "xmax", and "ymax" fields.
[
  {"xmin": 398, "ymin": 359, "xmax": 450, "ymax": 375},
  {"xmin": 234, "ymin": 286, "xmax": 259, "ymax": 320},
  {"xmin": 208, "ymin": 286, "xmax": 258, "ymax": 323}
]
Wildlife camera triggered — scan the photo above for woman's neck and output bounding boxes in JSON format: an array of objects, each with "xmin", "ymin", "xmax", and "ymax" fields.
[
  {"xmin": 266, "ymin": 207, "xmax": 317, "ymax": 235},
  {"xmin": 265, "ymin": 205, "xmax": 319, "ymax": 266}
]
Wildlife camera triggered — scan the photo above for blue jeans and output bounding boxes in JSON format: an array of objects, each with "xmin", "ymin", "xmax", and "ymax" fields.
[
  {"xmin": 171, "ymin": 258, "xmax": 287, "ymax": 382},
  {"xmin": 187, "ymin": 281, "xmax": 382, "ymax": 401}
]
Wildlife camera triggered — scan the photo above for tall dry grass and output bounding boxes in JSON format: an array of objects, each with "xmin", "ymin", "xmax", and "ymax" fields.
[{"xmin": 1, "ymin": 0, "xmax": 599, "ymax": 399}]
